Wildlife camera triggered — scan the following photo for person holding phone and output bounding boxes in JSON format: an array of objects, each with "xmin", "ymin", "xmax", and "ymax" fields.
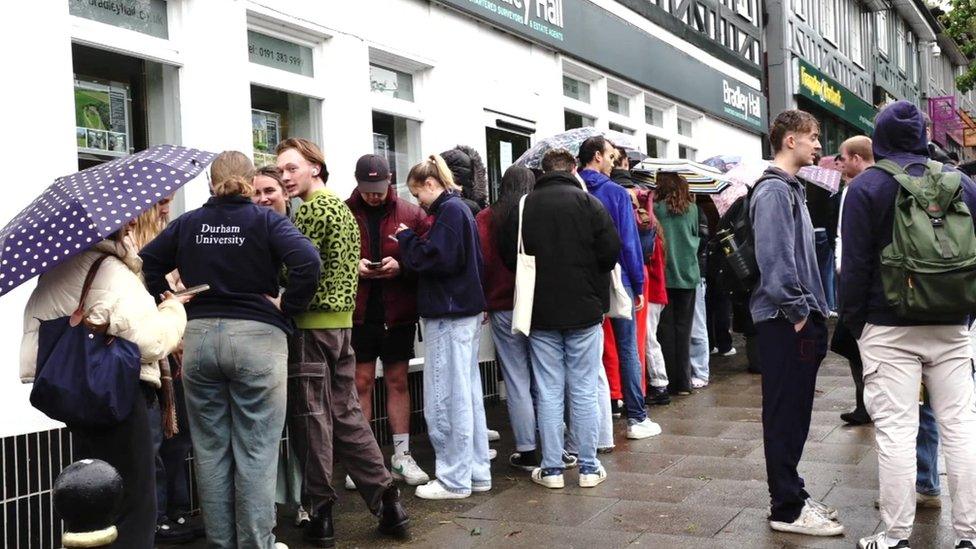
[{"xmin": 345, "ymin": 154, "xmax": 431, "ymax": 489}]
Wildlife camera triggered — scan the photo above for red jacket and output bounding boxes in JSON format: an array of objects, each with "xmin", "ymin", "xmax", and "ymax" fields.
[
  {"xmin": 476, "ymin": 207, "xmax": 515, "ymax": 311},
  {"xmin": 346, "ymin": 190, "xmax": 430, "ymax": 326},
  {"xmin": 647, "ymin": 233, "xmax": 668, "ymax": 305}
]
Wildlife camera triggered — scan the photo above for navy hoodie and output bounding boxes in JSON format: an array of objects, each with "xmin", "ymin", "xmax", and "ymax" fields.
[
  {"xmin": 839, "ymin": 100, "xmax": 976, "ymax": 338},
  {"xmin": 140, "ymin": 195, "xmax": 322, "ymax": 334},
  {"xmin": 397, "ymin": 192, "xmax": 487, "ymax": 318}
]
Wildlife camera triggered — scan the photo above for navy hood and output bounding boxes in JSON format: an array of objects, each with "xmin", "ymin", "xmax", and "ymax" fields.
[{"xmin": 872, "ymin": 100, "xmax": 928, "ymax": 160}]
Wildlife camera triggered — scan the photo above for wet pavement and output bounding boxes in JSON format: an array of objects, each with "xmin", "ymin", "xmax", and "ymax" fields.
[{"xmin": 167, "ymin": 337, "xmax": 959, "ymax": 548}]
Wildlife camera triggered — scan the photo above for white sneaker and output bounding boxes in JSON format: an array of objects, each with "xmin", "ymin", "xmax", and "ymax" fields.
[
  {"xmin": 691, "ymin": 377, "xmax": 708, "ymax": 389},
  {"xmin": 391, "ymin": 454, "xmax": 430, "ymax": 486},
  {"xmin": 720, "ymin": 347, "xmax": 738, "ymax": 357},
  {"xmin": 345, "ymin": 474, "xmax": 356, "ymax": 490},
  {"xmin": 857, "ymin": 532, "xmax": 910, "ymax": 548},
  {"xmin": 531, "ymin": 468, "xmax": 564, "ymax": 489},
  {"xmin": 293, "ymin": 505, "xmax": 310, "ymax": 527},
  {"xmin": 916, "ymin": 492, "xmax": 942, "ymax": 508},
  {"xmin": 487, "ymin": 429, "xmax": 501, "ymax": 442},
  {"xmin": 769, "ymin": 503, "xmax": 844, "ymax": 536},
  {"xmin": 275, "ymin": 543, "xmax": 289, "ymax": 549},
  {"xmin": 472, "ymin": 480, "xmax": 492, "ymax": 493},
  {"xmin": 579, "ymin": 465, "xmax": 607, "ymax": 488},
  {"xmin": 488, "ymin": 448, "xmax": 497, "ymax": 461},
  {"xmin": 806, "ymin": 497, "xmax": 838, "ymax": 520},
  {"xmin": 415, "ymin": 479, "xmax": 470, "ymax": 500},
  {"xmin": 710, "ymin": 347, "xmax": 719, "ymax": 354},
  {"xmin": 626, "ymin": 418, "xmax": 662, "ymax": 439}
]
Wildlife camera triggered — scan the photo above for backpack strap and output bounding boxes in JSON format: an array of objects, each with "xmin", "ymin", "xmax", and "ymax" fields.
[{"xmin": 69, "ymin": 255, "xmax": 110, "ymax": 328}]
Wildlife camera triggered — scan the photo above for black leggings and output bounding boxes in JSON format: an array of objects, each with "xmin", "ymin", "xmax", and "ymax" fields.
[{"xmin": 657, "ymin": 288, "xmax": 697, "ymax": 393}]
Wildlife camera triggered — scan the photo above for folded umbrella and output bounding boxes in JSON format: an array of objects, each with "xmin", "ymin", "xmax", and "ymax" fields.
[
  {"xmin": 0, "ymin": 145, "xmax": 216, "ymax": 297},
  {"xmin": 630, "ymin": 158, "xmax": 731, "ymax": 194}
]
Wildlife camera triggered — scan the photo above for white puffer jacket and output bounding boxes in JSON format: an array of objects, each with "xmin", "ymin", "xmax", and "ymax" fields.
[{"xmin": 20, "ymin": 237, "xmax": 187, "ymax": 387}]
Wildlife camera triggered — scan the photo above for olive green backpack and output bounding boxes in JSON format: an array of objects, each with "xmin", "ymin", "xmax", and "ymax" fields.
[{"xmin": 874, "ymin": 159, "xmax": 976, "ymax": 321}]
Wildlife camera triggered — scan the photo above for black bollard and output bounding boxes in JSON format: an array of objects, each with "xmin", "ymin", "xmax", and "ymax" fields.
[{"xmin": 53, "ymin": 459, "xmax": 123, "ymax": 548}]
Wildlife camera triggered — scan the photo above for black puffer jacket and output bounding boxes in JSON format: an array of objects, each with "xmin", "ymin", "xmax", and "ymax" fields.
[
  {"xmin": 500, "ymin": 171, "xmax": 621, "ymax": 330},
  {"xmin": 441, "ymin": 145, "xmax": 488, "ymax": 214}
]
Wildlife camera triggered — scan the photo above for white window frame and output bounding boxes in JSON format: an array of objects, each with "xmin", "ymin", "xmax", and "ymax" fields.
[
  {"xmin": 367, "ymin": 46, "xmax": 432, "ymax": 123},
  {"xmin": 69, "ymin": 0, "xmax": 185, "ymax": 66},
  {"xmin": 850, "ymin": 8, "xmax": 863, "ymax": 68},
  {"xmin": 794, "ymin": 0, "xmax": 806, "ymax": 21},
  {"xmin": 896, "ymin": 19, "xmax": 906, "ymax": 73},
  {"xmin": 246, "ymin": 11, "xmax": 330, "ymax": 101},
  {"xmin": 562, "ymin": 74, "xmax": 591, "ymax": 104},
  {"xmin": 821, "ymin": 0, "xmax": 837, "ymax": 45},
  {"xmin": 877, "ymin": 11, "xmax": 889, "ymax": 59},
  {"xmin": 562, "ymin": 60, "xmax": 602, "ymax": 127}
]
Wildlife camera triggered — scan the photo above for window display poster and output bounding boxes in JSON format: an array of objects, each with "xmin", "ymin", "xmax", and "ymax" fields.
[
  {"xmin": 252, "ymin": 109, "xmax": 281, "ymax": 168},
  {"xmin": 75, "ymin": 78, "xmax": 130, "ymax": 157}
]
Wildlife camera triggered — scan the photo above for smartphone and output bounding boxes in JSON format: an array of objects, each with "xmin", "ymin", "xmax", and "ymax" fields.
[
  {"xmin": 174, "ymin": 284, "xmax": 210, "ymax": 297},
  {"xmin": 367, "ymin": 261, "xmax": 383, "ymax": 269}
]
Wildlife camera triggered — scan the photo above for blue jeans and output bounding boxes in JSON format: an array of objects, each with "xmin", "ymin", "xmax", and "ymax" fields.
[
  {"xmin": 608, "ymin": 287, "xmax": 647, "ymax": 424},
  {"xmin": 422, "ymin": 315, "xmax": 491, "ymax": 494},
  {"xmin": 814, "ymin": 229, "xmax": 836, "ymax": 311},
  {"xmin": 529, "ymin": 324, "xmax": 603, "ymax": 471},
  {"xmin": 182, "ymin": 319, "xmax": 287, "ymax": 549},
  {"xmin": 489, "ymin": 311, "xmax": 537, "ymax": 452},
  {"xmin": 689, "ymin": 280, "xmax": 710, "ymax": 382},
  {"xmin": 917, "ymin": 402, "xmax": 941, "ymax": 496}
]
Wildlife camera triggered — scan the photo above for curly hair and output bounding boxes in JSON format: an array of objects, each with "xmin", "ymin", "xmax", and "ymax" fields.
[{"xmin": 655, "ymin": 171, "xmax": 693, "ymax": 215}]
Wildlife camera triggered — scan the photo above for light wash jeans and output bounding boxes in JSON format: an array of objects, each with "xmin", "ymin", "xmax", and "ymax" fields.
[
  {"xmin": 529, "ymin": 324, "xmax": 604, "ymax": 472},
  {"xmin": 422, "ymin": 315, "xmax": 491, "ymax": 494},
  {"xmin": 182, "ymin": 318, "xmax": 287, "ymax": 549},
  {"xmin": 608, "ymin": 287, "xmax": 647, "ymax": 424},
  {"xmin": 690, "ymin": 280, "xmax": 710, "ymax": 383},
  {"xmin": 645, "ymin": 302, "xmax": 668, "ymax": 388},
  {"xmin": 489, "ymin": 310, "xmax": 537, "ymax": 452},
  {"xmin": 917, "ymin": 402, "xmax": 941, "ymax": 496}
]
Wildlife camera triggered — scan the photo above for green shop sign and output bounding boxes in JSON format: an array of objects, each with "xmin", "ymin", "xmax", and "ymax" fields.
[
  {"xmin": 795, "ymin": 58, "xmax": 876, "ymax": 134},
  {"xmin": 432, "ymin": 0, "xmax": 766, "ymax": 133}
]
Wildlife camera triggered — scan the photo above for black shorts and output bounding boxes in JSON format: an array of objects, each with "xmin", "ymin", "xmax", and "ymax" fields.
[{"xmin": 351, "ymin": 322, "xmax": 416, "ymax": 364}]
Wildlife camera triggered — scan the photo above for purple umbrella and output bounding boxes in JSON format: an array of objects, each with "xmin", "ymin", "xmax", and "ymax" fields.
[{"xmin": 0, "ymin": 145, "xmax": 216, "ymax": 297}]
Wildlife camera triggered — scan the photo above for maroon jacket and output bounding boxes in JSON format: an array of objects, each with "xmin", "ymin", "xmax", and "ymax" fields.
[
  {"xmin": 475, "ymin": 207, "xmax": 515, "ymax": 312},
  {"xmin": 346, "ymin": 189, "xmax": 430, "ymax": 326}
]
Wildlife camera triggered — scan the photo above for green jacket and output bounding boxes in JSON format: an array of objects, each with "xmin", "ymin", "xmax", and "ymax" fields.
[
  {"xmin": 654, "ymin": 201, "xmax": 701, "ymax": 290},
  {"xmin": 292, "ymin": 188, "xmax": 360, "ymax": 329}
]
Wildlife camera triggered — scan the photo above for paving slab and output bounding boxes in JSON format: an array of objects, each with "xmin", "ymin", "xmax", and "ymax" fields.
[{"xmin": 583, "ymin": 500, "xmax": 743, "ymax": 537}]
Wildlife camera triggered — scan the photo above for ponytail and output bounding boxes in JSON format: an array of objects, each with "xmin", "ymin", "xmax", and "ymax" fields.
[
  {"xmin": 407, "ymin": 154, "xmax": 463, "ymax": 193},
  {"xmin": 210, "ymin": 151, "xmax": 256, "ymax": 198}
]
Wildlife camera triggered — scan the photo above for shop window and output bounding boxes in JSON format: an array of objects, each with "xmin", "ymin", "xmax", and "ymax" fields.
[
  {"xmin": 678, "ymin": 145, "xmax": 696, "ymax": 161},
  {"xmin": 850, "ymin": 9, "xmax": 863, "ymax": 67},
  {"xmin": 565, "ymin": 110, "xmax": 595, "ymax": 130},
  {"xmin": 370, "ymin": 64, "xmax": 414, "ymax": 102},
  {"xmin": 877, "ymin": 12, "xmax": 889, "ymax": 58},
  {"xmin": 821, "ymin": 0, "xmax": 836, "ymax": 44},
  {"xmin": 562, "ymin": 75, "xmax": 590, "ymax": 103},
  {"xmin": 248, "ymin": 31, "xmax": 314, "ymax": 77},
  {"xmin": 608, "ymin": 122, "xmax": 635, "ymax": 135},
  {"xmin": 486, "ymin": 127, "xmax": 531, "ymax": 203},
  {"xmin": 677, "ymin": 117, "xmax": 694, "ymax": 138},
  {"xmin": 251, "ymin": 85, "xmax": 320, "ymax": 168},
  {"xmin": 607, "ymin": 91, "xmax": 630, "ymax": 116},
  {"xmin": 645, "ymin": 105, "xmax": 664, "ymax": 127},
  {"xmin": 372, "ymin": 111, "xmax": 421, "ymax": 201},
  {"xmin": 646, "ymin": 136, "xmax": 667, "ymax": 158},
  {"xmin": 896, "ymin": 20, "xmax": 906, "ymax": 73}
]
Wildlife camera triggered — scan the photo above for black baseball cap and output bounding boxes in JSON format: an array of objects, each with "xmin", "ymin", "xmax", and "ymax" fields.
[{"xmin": 355, "ymin": 154, "xmax": 391, "ymax": 193}]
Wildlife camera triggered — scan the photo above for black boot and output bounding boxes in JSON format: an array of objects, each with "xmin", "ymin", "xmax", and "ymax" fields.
[
  {"xmin": 377, "ymin": 484, "xmax": 409, "ymax": 538},
  {"xmin": 645, "ymin": 386, "xmax": 671, "ymax": 406},
  {"xmin": 304, "ymin": 502, "xmax": 335, "ymax": 548}
]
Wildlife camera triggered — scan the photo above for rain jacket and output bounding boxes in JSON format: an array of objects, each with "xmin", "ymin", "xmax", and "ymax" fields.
[
  {"xmin": 839, "ymin": 100, "xmax": 976, "ymax": 338},
  {"xmin": 476, "ymin": 207, "xmax": 515, "ymax": 312},
  {"xmin": 21, "ymin": 237, "xmax": 187, "ymax": 387},
  {"xmin": 580, "ymin": 169, "xmax": 645, "ymax": 297}
]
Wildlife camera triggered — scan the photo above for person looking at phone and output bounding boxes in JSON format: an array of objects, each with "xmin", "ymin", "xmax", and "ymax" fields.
[
  {"xmin": 342, "ymin": 154, "xmax": 431, "ymax": 489},
  {"xmin": 140, "ymin": 151, "xmax": 321, "ymax": 549}
]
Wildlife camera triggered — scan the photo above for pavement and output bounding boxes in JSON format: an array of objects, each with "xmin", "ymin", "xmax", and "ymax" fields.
[{"xmin": 165, "ymin": 336, "xmax": 960, "ymax": 548}]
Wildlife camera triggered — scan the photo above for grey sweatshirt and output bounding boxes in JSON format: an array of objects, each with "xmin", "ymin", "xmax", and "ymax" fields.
[{"xmin": 748, "ymin": 167, "xmax": 828, "ymax": 324}]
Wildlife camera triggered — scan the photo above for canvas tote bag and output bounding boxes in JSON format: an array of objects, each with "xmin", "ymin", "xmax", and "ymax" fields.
[
  {"xmin": 608, "ymin": 263, "xmax": 633, "ymax": 319},
  {"xmin": 511, "ymin": 195, "xmax": 535, "ymax": 336}
]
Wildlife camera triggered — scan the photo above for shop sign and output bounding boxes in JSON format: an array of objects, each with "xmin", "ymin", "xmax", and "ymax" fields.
[
  {"xmin": 247, "ymin": 31, "xmax": 314, "ymax": 77},
  {"xmin": 432, "ymin": 0, "xmax": 767, "ymax": 133},
  {"xmin": 74, "ymin": 77, "xmax": 131, "ymax": 158},
  {"xmin": 795, "ymin": 59, "xmax": 876, "ymax": 134},
  {"xmin": 69, "ymin": 0, "xmax": 168, "ymax": 40}
]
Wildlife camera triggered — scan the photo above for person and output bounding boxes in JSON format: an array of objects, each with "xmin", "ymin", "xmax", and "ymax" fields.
[
  {"xmin": 440, "ymin": 145, "xmax": 488, "ymax": 216},
  {"xmin": 275, "ymin": 138, "xmax": 409, "ymax": 545},
  {"xmin": 751, "ymin": 110, "xmax": 842, "ymax": 537},
  {"xmin": 500, "ymin": 147, "xmax": 621, "ymax": 489},
  {"xmin": 253, "ymin": 165, "xmax": 292, "ymax": 217},
  {"xmin": 833, "ymin": 136, "xmax": 874, "ymax": 427},
  {"xmin": 21, "ymin": 216, "xmax": 189, "ymax": 549},
  {"xmin": 395, "ymin": 154, "xmax": 490, "ymax": 499},
  {"xmin": 840, "ymin": 101, "xmax": 976, "ymax": 549},
  {"xmin": 653, "ymin": 172, "xmax": 700, "ymax": 395},
  {"xmin": 644, "ymin": 218, "xmax": 670, "ymax": 406},
  {"xmin": 688, "ymin": 195, "xmax": 712, "ymax": 388},
  {"xmin": 346, "ymin": 153, "xmax": 430, "ymax": 487},
  {"xmin": 140, "ymin": 151, "xmax": 320, "ymax": 549},
  {"xmin": 577, "ymin": 136, "xmax": 659, "ymax": 440}
]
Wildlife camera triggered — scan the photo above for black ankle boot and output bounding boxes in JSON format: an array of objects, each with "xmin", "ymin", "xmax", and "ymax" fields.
[
  {"xmin": 377, "ymin": 484, "xmax": 409, "ymax": 537},
  {"xmin": 304, "ymin": 502, "xmax": 335, "ymax": 548}
]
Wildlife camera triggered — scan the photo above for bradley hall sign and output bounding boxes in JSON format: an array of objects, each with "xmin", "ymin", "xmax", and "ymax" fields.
[{"xmin": 435, "ymin": 0, "xmax": 767, "ymax": 132}]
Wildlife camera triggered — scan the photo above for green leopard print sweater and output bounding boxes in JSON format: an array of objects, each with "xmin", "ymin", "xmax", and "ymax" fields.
[{"xmin": 292, "ymin": 188, "xmax": 360, "ymax": 329}]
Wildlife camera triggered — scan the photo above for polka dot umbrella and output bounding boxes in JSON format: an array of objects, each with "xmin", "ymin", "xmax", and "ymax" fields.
[{"xmin": 0, "ymin": 145, "xmax": 216, "ymax": 297}]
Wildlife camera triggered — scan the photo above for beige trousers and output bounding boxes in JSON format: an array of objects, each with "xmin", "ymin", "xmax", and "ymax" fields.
[{"xmin": 859, "ymin": 323, "xmax": 976, "ymax": 540}]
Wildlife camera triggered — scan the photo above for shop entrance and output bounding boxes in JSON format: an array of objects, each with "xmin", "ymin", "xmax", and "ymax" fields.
[{"xmin": 485, "ymin": 127, "xmax": 531, "ymax": 204}]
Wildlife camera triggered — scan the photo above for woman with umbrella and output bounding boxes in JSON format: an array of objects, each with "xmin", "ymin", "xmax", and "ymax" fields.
[{"xmin": 20, "ymin": 203, "xmax": 192, "ymax": 548}]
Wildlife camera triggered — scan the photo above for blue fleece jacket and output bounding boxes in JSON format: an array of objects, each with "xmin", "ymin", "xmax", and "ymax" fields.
[
  {"xmin": 140, "ymin": 195, "xmax": 321, "ymax": 335},
  {"xmin": 839, "ymin": 100, "xmax": 976, "ymax": 338},
  {"xmin": 580, "ymin": 169, "xmax": 645, "ymax": 296},
  {"xmin": 397, "ymin": 192, "xmax": 487, "ymax": 318},
  {"xmin": 749, "ymin": 167, "xmax": 828, "ymax": 324}
]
